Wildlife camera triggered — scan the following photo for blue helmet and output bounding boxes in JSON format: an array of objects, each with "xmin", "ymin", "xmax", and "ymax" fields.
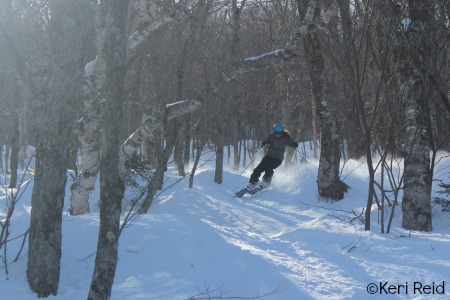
[{"xmin": 273, "ymin": 123, "xmax": 284, "ymax": 133}]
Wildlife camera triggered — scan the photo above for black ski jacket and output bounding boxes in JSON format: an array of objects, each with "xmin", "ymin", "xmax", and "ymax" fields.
[{"xmin": 262, "ymin": 131, "xmax": 298, "ymax": 161}]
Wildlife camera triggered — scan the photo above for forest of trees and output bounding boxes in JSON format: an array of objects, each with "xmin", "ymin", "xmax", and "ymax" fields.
[{"xmin": 0, "ymin": 0, "xmax": 449, "ymax": 298}]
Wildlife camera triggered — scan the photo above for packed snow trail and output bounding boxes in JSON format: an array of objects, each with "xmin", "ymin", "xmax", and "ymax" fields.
[{"xmin": 2, "ymin": 155, "xmax": 450, "ymax": 299}]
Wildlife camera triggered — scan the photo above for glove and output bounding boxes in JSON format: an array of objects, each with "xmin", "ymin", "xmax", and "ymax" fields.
[{"xmin": 292, "ymin": 142, "xmax": 299, "ymax": 148}]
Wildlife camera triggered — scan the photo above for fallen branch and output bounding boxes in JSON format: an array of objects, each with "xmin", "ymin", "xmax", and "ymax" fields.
[{"xmin": 188, "ymin": 283, "xmax": 284, "ymax": 300}]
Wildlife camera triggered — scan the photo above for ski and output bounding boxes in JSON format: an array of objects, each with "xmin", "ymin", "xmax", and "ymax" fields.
[
  {"xmin": 234, "ymin": 188, "xmax": 249, "ymax": 198},
  {"xmin": 235, "ymin": 184, "xmax": 270, "ymax": 198},
  {"xmin": 247, "ymin": 185, "xmax": 264, "ymax": 195}
]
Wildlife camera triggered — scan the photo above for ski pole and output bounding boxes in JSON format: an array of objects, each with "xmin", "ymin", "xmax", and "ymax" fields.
[{"xmin": 238, "ymin": 143, "xmax": 268, "ymax": 177}]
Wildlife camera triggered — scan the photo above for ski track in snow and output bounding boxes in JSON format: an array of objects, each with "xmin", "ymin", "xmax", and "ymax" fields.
[{"xmin": 199, "ymin": 200, "xmax": 360, "ymax": 298}]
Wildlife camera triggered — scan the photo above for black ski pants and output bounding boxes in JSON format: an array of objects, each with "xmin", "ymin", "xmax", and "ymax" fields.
[{"xmin": 249, "ymin": 156, "xmax": 282, "ymax": 184}]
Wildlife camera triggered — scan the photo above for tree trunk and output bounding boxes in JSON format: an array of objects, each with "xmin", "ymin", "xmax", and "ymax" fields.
[
  {"xmin": 87, "ymin": 1, "xmax": 127, "ymax": 298},
  {"xmin": 8, "ymin": 114, "xmax": 19, "ymax": 189},
  {"xmin": 189, "ymin": 139, "xmax": 203, "ymax": 188},
  {"xmin": 183, "ymin": 117, "xmax": 191, "ymax": 168},
  {"xmin": 174, "ymin": 51, "xmax": 186, "ymax": 177},
  {"xmin": 397, "ymin": 0, "xmax": 433, "ymax": 232},
  {"xmin": 293, "ymin": 0, "xmax": 347, "ymax": 199},
  {"xmin": 311, "ymin": 99, "xmax": 318, "ymax": 159},
  {"xmin": 401, "ymin": 80, "xmax": 432, "ymax": 231},
  {"xmin": 0, "ymin": 145, "xmax": 3, "ymax": 174},
  {"xmin": 213, "ymin": 102, "xmax": 226, "ymax": 184},
  {"xmin": 86, "ymin": 0, "xmax": 201, "ymax": 296},
  {"xmin": 5, "ymin": 145, "xmax": 10, "ymax": 174},
  {"xmin": 174, "ymin": 120, "xmax": 186, "ymax": 177},
  {"xmin": 69, "ymin": 59, "xmax": 104, "ymax": 215},
  {"xmin": 139, "ymin": 121, "xmax": 178, "ymax": 214},
  {"xmin": 214, "ymin": 142, "xmax": 224, "ymax": 184},
  {"xmin": 19, "ymin": 105, "xmax": 28, "ymax": 170},
  {"xmin": 27, "ymin": 138, "xmax": 68, "ymax": 297},
  {"xmin": 26, "ymin": 0, "xmax": 88, "ymax": 295},
  {"xmin": 232, "ymin": 119, "xmax": 240, "ymax": 171},
  {"xmin": 230, "ymin": 0, "xmax": 245, "ymax": 172},
  {"xmin": 302, "ymin": 30, "xmax": 348, "ymax": 200}
]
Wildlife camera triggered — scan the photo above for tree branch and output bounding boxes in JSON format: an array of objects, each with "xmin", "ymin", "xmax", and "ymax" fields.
[
  {"xmin": 127, "ymin": 0, "xmax": 196, "ymax": 54},
  {"xmin": 297, "ymin": 1, "xmax": 338, "ymax": 34},
  {"xmin": 212, "ymin": 0, "xmax": 338, "ymax": 95},
  {"xmin": 119, "ymin": 100, "xmax": 201, "ymax": 176},
  {"xmin": 188, "ymin": 284, "xmax": 283, "ymax": 300}
]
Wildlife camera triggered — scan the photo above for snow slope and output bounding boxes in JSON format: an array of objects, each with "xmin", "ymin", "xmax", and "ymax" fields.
[{"xmin": 1, "ymin": 152, "xmax": 450, "ymax": 299}]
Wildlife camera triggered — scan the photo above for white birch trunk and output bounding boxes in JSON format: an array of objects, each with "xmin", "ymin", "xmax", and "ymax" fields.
[
  {"xmin": 298, "ymin": 0, "xmax": 347, "ymax": 199},
  {"xmin": 69, "ymin": 60, "xmax": 104, "ymax": 215},
  {"xmin": 127, "ymin": 0, "xmax": 196, "ymax": 57},
  {"xmin": 401, "ymin": 81, "xmax": 432, "ymax": 231},
  {"xmin": 69, "ymin": 0, "xmax": 107, "ymax": 216}
]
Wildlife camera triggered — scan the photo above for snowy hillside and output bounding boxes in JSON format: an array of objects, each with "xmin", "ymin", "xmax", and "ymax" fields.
[{"xmin": 1, "ymin": 151, "xmax": 450, "ymax": 299}]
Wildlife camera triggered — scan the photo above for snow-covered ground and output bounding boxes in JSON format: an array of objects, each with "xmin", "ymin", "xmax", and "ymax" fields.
[{"xmin": 1, "ymin": 150, "xmax": 450, "ymax": 299}]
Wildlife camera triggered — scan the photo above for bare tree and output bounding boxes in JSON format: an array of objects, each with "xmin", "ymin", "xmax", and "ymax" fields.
[
  {"xmin": 330, "ymin": 0, "xmax": 398, "ymax": 229},
  {"xmin": 1, "ymin": 0, "xmax": 91, "ymax": 296},
  {"xmin": 18, "ymin": 0, "xmax": 91, "ymax": 296},
  {"xmin": 0, "ymin": 154, "xmax": 33, "ymax": 277},
  {"xmin": 0, "ymin": 2, "xmax": 33, "ymax": 189}
]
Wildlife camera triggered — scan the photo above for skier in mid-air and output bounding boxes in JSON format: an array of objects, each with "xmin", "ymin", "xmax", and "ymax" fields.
[{"xmin": 246, "ymin": 123, "xmax": 298, "ymax": 189}]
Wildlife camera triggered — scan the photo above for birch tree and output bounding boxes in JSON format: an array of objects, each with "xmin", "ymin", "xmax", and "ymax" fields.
[
  {"xmin": 70, "ymin": 0, "xmax": 196, "ymax": 215},
  {"xmin": 295, "ymin": 0, "xmax": 348, "ymax": 200},
  {"xmin": 396, "ymin": 0, "xmax": 434, "ymax": 231},
  {"xmin": 69, "ymin": 54, "xmax": 103, "ymax": 216}
]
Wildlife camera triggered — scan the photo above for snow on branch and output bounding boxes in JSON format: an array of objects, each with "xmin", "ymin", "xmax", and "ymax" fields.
[
  {"xmin": 244, "ymin": 49, "xmax": 286, "ymax": 62},
  {"xmin": 166, "ymin": 99, "xmax": 201, "ymax": 120},
  {"xmin": 138, "ymin": 0, "xmax": 151, "ymax": 23},
  {"xmin": 127, "ymin": 0, "xmax": 196, "ymax": 52},
  {"xmin": 127, "ymin": 15, "xmax": 175, "ymax": 50},
  {"xmin": 322, "ymin": 1, "xmax": 337, "ymax": 26},
  {"xmin": 212, "ymin": 0, "xmax": 337, "ymax": 95},
  {"xmin": 120, "ymin": 107, "xmax": 161, "ymax": 165},
  {"xmin": 213, "ymin": 49, "xmax": 296, "ymax": 95},
  {"xmin": 297, "ymin": 1, "xmax": 337, "ymax": 34},
  {"xmin": 119, "ymin": 100, "xmax": 201, "ymax": 175},
  {"xmin": 304, "ymin": 0, "xmax": 317, "ymax": 24}
]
